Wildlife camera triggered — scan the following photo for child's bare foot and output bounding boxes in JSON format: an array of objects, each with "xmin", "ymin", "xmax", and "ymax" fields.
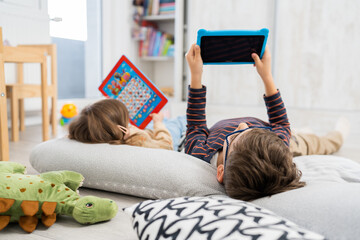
[{"xmin": 335, "ymin": 117, "xmax": 350, "ymax": 140}]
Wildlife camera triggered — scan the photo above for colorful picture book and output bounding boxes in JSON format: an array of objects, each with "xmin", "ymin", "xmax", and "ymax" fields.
[{"xmin": 98, "ymin": 55, "xmax": 168, "ymax": 129}]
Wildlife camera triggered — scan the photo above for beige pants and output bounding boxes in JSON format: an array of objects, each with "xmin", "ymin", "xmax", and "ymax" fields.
[{"xmin": 289, "ymin": 131, "xmax": 343, "ymax": 157}]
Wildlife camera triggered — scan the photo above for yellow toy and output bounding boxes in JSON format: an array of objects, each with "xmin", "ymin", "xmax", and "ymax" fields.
[{"xmin": 60, "ymin": 103, "xmax": 78, "ymax": 126}]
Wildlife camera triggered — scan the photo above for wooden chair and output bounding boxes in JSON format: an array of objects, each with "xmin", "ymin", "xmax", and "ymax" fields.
[
  {"xmin": 0, "ymin": 27, "xmax": 57, "ymax": 161},
  {"xmin": 6, "ymin": 44, "xmax": 58, "ymax": 142}
]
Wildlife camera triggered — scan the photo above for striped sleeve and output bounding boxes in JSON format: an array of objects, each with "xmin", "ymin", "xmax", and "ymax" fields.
[
  {"xmin": 186, "ymin": 86, "xmax": 207, "ymax": 126},
  {"xmin": 264, "ymin": 90, "xmax": 291, "ymax": 146},
  {"xmin": 185, "ymin": 85, "xmax": 210, "ymax": 161}
]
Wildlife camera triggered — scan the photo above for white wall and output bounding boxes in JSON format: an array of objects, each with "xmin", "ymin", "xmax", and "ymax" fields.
[
  {"xmin": 0, "ymin": 0, "xmax": 50, "ymax": 112},
  {"xmin": 85, "ymin": 0, "xmax": 103, "ymax": 98},
  {"xmin": 274, "ymin": 0, "xmax": 360, "ymax": 111},
  {"xmin": 0, "ymin": 1, "xmax": 50, "ymax": 47},
  {"xmin": 186, "ymin": 0, "xmax": 360, "ymax": 112},
  {"xmin": 186, "ymin": 0, "xmax": 276, "ymax": 106}
]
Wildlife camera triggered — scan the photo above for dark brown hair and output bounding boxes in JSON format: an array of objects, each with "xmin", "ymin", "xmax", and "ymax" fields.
[
  {"xmin": 68, "ymin": 99, "xmax": 130, "ymax": 144},
  {"xmin": 223, "ymin": 128, "xmax": 305, "ymax": 201}
]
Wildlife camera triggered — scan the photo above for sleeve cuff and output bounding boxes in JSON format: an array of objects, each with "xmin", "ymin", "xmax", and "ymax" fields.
[
  {"xmin": 263, "ymin": 89, "xmax": 280, "ymax": 101},
  {"xmin": 188, "ymin": 85, "xmax": 206, "ymax": 93}
]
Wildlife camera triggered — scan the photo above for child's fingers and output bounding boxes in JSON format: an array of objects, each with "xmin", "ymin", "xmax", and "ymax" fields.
[
  {"xmin": 195, "ymin": 45, "xmax": 201, "ymax": 58},
  {"xmin": 186, "ymin": 44, "xmax": 196, "ymax": 61},
  {"xmin": 251, "ymin": 53, "xmax": 261, "ymax": 65}
]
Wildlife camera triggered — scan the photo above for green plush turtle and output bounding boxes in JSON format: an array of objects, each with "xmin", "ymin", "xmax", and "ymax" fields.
[{"xmin": 0, "ymin": 162, "xmax": 118, "ymax": 233}]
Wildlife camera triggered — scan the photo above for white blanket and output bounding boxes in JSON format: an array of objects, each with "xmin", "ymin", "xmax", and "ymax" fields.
[{"xmin": 294, "ymin": 155, "xmax": 360, "ymax": 183}]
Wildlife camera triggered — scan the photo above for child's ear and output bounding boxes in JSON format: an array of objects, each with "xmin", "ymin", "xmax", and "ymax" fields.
[{"xmin": 217, "ymin": 164, "xmax": 224, "ymax": 183}]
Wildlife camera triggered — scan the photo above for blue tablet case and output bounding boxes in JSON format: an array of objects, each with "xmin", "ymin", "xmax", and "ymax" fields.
[{"xmin": 196, "ymin": 28, "xmax": 269, "ymax": 65}]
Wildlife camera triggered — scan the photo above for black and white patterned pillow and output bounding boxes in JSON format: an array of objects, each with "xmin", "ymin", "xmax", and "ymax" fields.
[{"xmin": 124, "ymin": 195, "xmax": 325, "ymax": 240}]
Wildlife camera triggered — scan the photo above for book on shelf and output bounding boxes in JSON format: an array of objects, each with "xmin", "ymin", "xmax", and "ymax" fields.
[
  {"xmin": 152, "ymin": 0, "xmax": 160, "ymax": 15},
  {"xmin": 142, "ymin": 0, "xmax": 175, "ymax": 16},
  {"xmin": 138, "ymin": 24, "xmax": 174, "ymax": 57},
  {"xmin": 132, "ymin": 18, "xmax": 156, "ymax": 40},
  {"xmin": 159, "ymin": 1, "xmax": 175, "ymax": 15}
]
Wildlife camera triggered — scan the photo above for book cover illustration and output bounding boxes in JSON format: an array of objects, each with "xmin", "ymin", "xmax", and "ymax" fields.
[{"xmin": 98, "ymin": 55, "xmax": 168, "ymax": 129}]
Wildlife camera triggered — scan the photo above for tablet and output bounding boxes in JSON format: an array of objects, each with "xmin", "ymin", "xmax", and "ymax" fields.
[
  {"xmin": 98, "ymin": 55, "xmax": 168, "ymax": 129},
  {"xmin": 196, "ymin": 28, "xmax": 269, "ymax": 65}
]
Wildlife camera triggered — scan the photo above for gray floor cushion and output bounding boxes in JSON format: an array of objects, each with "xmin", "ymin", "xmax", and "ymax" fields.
[{"xmin": 30, "ymin": 137, "xmax": 225, "ymax": 199}]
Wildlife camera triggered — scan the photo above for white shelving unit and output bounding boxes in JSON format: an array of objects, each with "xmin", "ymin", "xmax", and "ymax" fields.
[
  {"xmin": 135, "ymin": 0, "xmax": 185, "ymax": 102},
  {"xmin": 142, "ymin": 14, "xmax": 175, "ymax": 21},
  {"xmin": 140, "ymin": 56, "xmax": 174, "ymax": 61}
]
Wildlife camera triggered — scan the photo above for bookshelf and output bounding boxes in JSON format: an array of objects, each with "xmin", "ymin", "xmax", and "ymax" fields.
[
  {"xmin": 142, "ymin": 14, "xmax": 175, "ymax": 21},
  {"xmin": 132, "ymin": 0, "xmax": 185, "ymax": 101},
  {"xmin": 140, "ymin": 56, "xmax": 174, "ymax": 61}
]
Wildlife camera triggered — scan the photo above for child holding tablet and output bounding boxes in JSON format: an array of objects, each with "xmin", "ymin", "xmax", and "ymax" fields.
[
  {"xmin": 68, "ymin": 99, "xmax": 174, "ymax": 150},
  {"xmin": 185, "ymin": 44, "xmax": 348, "ymax": 201}
]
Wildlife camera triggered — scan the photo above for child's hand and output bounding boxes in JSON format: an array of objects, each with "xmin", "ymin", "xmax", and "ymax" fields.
[
  {"xmin": 252, "ymin": 46, "xmax": 277, "ymax": 96},
  {"xmin": 186, "ymin": 44, "xmax": 203, "ymax": 89},
  {"xmin": 251, "ymin": 46, "xmax": 272, "ymax": 82},
  {"xmin": 150, "ymin": 112, "xmax": 164, "ymax": 123}
]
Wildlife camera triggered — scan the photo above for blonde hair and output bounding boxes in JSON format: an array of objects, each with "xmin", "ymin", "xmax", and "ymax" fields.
[{"xmin": 69, "ymin": 99, "xmax": 130, "ymax": 144}]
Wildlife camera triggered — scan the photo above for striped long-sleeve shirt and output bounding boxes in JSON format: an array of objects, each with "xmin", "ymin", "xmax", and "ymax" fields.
[{"xmin": 185, "ymin": 86, "xmax": 291, "ymax": 163}]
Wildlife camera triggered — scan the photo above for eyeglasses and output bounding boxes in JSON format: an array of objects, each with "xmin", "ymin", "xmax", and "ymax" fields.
[{"xmin": 224, "ymin": 126, "xmax": 272, "ymax": 167}]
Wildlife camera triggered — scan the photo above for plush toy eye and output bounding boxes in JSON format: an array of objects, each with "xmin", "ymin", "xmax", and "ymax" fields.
[{"xmin": 85, "ymin": 203, "xmax": 93, "ymax": 208}]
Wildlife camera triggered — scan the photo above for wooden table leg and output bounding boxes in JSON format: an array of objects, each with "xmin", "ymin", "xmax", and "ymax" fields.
[
  {"xmin": 10, "ymin": 86, "xmax": 19, "ymax": 142},
  {"xmin": 0, "ymin": 54, "xmax": 9, "ymax": 161},
  {"xmin": 40, "ymin": 55, "xmax": 49, "ymax": 141},
  {"xmin": 17, "ymin": 63, "xmax": 25, "ymax": 132},
  {"xmin": 50, "ymin": 45, "xmax": 57, "ymax": 136}
]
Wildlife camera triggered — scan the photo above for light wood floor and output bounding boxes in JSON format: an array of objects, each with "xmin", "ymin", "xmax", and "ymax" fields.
[{"xmin": 8, "ymin": 124, "xmax": 68, "ymax": 174}]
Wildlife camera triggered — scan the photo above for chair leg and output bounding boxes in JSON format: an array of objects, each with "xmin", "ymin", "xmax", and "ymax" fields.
[
  {"xmin": 19, "ymin": 99, "xmax": 25, "ymax": 131},
  {"xmin": 51, "ymin": 96, "xmax": 57, "ymax": 136},
  {"xmin": 40, "ymin": 56, "xmax": 49, "ymax": 141},
  {"xmin": 17, "ymin": 63, "xmax": 25, "ymax": 132},
  {"xmin": 10, "ymin": 88, "xmax": 19, "ymax": 142}
]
